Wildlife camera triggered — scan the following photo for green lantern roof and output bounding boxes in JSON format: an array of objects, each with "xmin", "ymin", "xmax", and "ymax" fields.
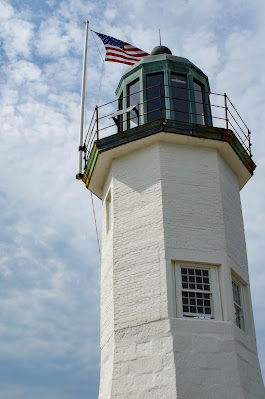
[{"xmin": 116, "ymin": 52, "xmax": 210, "ymax": 97}]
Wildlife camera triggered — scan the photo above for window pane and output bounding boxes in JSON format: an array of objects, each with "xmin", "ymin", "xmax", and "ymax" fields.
[
  {"xmin": 232, "ymin": 280, "xmax": 245, "ymax": 331},
  {"xmin": 127, "ymin": 80, "xmax": 140, "ymax": 129},
  {"xmin": 181, "ymin": 290, "xmax": 213, "ymax": 317},
  {"xmin": 182, "ymin": 268, "xmax": 211, "ymax": 291},
  {"xmin": 181, "ymin": 267, "xmax": 213, "ymax": 318},
  {"xmin": 194, "ymin": 81, "xmax": 205, "ymax": 125},
  {"xmin": 232, "ymin": 281, "xmax": 241, "ymax": 306},
  {"xmin": 181, "ymin": 268, "xmax": 187, "ymax": 275},
  {"xmin": 171, "ymin": 73, "xmax": 189, "ymax": 123},
  {"xmin": 146, "ymin": 73, "xmax": 165, "ymax": 122}
]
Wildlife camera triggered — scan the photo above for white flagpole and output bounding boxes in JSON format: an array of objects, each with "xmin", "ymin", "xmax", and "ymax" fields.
[{"xmin": 77, "ymin": 20, "xmax": 89, "ymax": 179}]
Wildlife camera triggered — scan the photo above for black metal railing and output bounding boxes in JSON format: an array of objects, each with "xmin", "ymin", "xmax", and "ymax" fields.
[{"xmin": 82, "ymin": 84, "xmax": 252, "ymax": 169}]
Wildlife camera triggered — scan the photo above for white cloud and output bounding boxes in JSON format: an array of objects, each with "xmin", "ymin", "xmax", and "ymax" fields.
[
  {"xmin": 104, "ymin": 7, "xmax": 117, "ymax": 21},
  {"xmin": 3, "ymin": 60, "xmax": 42, "ymax": 85},
  {"xmin": 0, "ymin": 0, "xmax": 14, "ymax": 21},
  {"xmin": 182, "ymin": 31, "xmax": 221, "ymax": 77},
  {"xmin": 0, "ymin": 1, "xmax": 34, "ymax": 60},
  {"xmin": 36, "ymin": 18, "xmax": 81, "ymax": 58}
]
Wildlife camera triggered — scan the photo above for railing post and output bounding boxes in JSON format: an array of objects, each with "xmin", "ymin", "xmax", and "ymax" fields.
[
  {"xmin": 248, "ymin": 129, "xmax": 252, "ymax": 158},
  {"xmin": 96, "ymin": 105, "xmax": 99, "ymax": 140},
  {"xmin": 224, "ymin": 93, "xmax": 229, "ymax": 129}
]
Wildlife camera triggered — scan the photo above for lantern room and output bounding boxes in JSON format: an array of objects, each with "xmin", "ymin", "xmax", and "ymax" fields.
[
  {"xmin": 115, "ymin": 45, "xmax": 212, "ymax": 131},
  {"xmin": 81, "ymin": 45, "xmax": 255, "ymax": 198}
]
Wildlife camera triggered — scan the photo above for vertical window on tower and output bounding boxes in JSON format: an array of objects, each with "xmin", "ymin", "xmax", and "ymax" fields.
[
  {"xmin": 181, "ymin": 267, "xmax": 213, "ymax": 318},
  {"xmin": 232, "ymin": 278, "xmax": 245, "ymax": 331},
  {"xmin": 171, "ymin": 74, "xmax": 189, "ymax": 123},
  {"xmin": 106, "ymin": 191, "xmax": 111, "ymax": 233},
  {"xmin": 193, "ymin": 80, "xmax": 205, "ymax": 125},
  {"xmin": 127, "ymin": 79, "xmax": 140, "ymax": 129},
  {"xmin": 146, "ymin": 73, "xmax": 165, "ymax": 122}
]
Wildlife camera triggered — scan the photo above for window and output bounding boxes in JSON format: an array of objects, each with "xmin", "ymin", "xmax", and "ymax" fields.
[
  {"xmin": 146, "ymin": 73, "xmax": 165, "ymax": 122},
  {"xmin": 181, "ymin": 267, "xmax": 213, "ymax": 318},
  {"xmin": 171, "ymin": 73, "xmax": 189, "ymax": 123},
  {"xmin": 232, "ymin": 278, "xmax": 245, "ymax": 331},
  {"xmin": 105, "ymin": 191, "xmax": 111, "ymax": 233},
  {"xmin": 174, "ymin": 262, "xmax": 222, "ymax": 320},
  {"xmin": 193, "ymin": 80, "xmax": 205, "ymax": 125},
  {"xmin": 127, "ymin": 80, "xmax": 140, "ymax": 129}
]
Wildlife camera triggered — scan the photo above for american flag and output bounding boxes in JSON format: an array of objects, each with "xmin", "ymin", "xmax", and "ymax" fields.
[{"xmin": 94, "ymin": 32, "xmax": 149, "ymax": 66}]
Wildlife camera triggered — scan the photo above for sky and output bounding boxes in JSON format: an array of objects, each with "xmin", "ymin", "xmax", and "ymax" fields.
[{"xmin": 0, "ymin": 0, "xmax": 265, "ymax": 397}]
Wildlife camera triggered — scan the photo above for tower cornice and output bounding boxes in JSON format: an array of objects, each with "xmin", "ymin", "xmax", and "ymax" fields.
[{"xmin": 83, "ymin": 119, "xmax": 255, "ymax": 198}]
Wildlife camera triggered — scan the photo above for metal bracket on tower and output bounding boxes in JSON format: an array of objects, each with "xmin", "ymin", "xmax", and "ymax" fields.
[
  {"xmin": 76, "ymin": 144, "xmax": 86, "ymax": 179},
  {"xmin": 76, "ymin": 172, "xmax": 84, "ymax": 180}
]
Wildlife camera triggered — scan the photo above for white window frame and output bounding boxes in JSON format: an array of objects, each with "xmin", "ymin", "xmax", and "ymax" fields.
[
  {"xmin": 173, "ymin": 262, "xmax": 222, "ymax": 320},
  {"xmin": 232, "ymin": 275, "xmax": 246, "ymax": 332}
]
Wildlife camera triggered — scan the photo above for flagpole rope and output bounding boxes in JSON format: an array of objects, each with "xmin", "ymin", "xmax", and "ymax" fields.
[
  {"xmin": 96, "ymin": 61, "xmax": 105, "ymax": 104},
  {"xmin": 89, "ymin": 28, "xmax": 104, "ymax": 62},
  {"xmin": 90, "ymin": 191, "xmax": 101, "ymax": 260},
  {"xmin": 88, "ymin": 28, "xmax": 105, "ymax": 107}
]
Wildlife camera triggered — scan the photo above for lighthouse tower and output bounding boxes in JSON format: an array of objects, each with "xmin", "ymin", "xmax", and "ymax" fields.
[{"xmin": 82, "ymin": 46, "xmax": 264, "ymax": 398}]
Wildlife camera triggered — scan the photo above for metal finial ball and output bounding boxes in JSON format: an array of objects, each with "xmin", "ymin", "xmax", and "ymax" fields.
[{"xmin": 150, "ymin": 45, "xmax": 172, "ymax": 55}]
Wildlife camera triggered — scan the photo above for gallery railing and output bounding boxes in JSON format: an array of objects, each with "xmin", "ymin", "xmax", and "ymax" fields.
[{"xmin": 82, "ymin": 84, "xmax": 252, "ymax": 170}]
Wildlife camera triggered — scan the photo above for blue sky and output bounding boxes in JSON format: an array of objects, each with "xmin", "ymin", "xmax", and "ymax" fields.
[{"xmin": 1, "ymin": 0, "xmax": 265, "ymax": 397}]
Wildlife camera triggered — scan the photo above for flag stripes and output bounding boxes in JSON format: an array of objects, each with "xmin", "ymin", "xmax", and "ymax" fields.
[{"xmin": 94, "ymin": 32, "xmax": 149, "ymax": 66}]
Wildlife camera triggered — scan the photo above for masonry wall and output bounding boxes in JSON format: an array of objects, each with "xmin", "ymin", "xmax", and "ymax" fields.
[
  {"xmin": 112, "ymin": 143, "xmax": 167, "ymax": 329},
  {"xmin": 98, "ymin": 138, "xmax": 264, "ymax": 399},
  {"xmin": 218, "ymin": 155, "xmax": 264, "ymax": 396},
  {"xmin": 159, "ymin": 141, "xmax": 264, "ymax": 398},
  {"xmin": 99, "ymin": 143, "xmax": 178, "ymax": 398},
  {"xmin": 98, "ymin": 173, "xmax": 114, "ymax": 399}
]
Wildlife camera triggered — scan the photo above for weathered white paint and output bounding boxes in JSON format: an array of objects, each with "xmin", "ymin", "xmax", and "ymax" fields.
[
  {"xmin": 97, "ymin": 133, "xmax": 265, "ymax": 398},
  {"xmin": 89, "ymin": 132, "xmax": 252, "ymax": 199}
]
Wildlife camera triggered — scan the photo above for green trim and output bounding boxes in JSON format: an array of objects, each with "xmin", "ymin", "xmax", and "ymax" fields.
[
  {"xmin": 82, "ymin": 144, "xmax": 99, "ymax": 188},
  {"xmin": 93, "ymin": 119, "xmax": 255, "ymax": 176},
  {"xmin": 116, "ymin": 54, "xmax": 210, "ymax": 96}
]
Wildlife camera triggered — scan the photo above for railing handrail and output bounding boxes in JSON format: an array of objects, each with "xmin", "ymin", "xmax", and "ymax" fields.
[
  {"xmin": 83, "ymin": 88, "xmax": 252, "ymax": 167},
  {"xmin": 226, "ymin": 94, "xmax": 249, "ymax": 132}
]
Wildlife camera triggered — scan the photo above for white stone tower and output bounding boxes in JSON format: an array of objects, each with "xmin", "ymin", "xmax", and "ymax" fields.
[{"xmin": 82, "ymin": 46, "xmax": 265, "ymax": 398}]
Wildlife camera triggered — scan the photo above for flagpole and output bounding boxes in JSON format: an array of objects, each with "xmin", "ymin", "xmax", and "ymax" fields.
[{"xmin": 77, "ymin": 20, "xmax": 89, "ymax": 180}]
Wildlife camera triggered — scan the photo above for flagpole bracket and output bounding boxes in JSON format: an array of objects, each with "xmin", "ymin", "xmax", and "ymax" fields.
[{"xmin": 76, "ymin": 173, "xmax": 84, "ymax": 180}]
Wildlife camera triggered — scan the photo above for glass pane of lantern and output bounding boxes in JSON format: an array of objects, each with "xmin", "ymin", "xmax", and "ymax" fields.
[
  {"xmin": 146, "ymin": 73, "xmax": 165, "ymax": 122},
  {"xmin": 171, "ymin": 73, "xmax": 189, "ymax": 123},
  {"xmin": 194, "ymin": 81, "xmax": 205, "ymax": 125},
  {"xmin": 127, "ymin": 79, "xmax": 140, "ymax": 129}
]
